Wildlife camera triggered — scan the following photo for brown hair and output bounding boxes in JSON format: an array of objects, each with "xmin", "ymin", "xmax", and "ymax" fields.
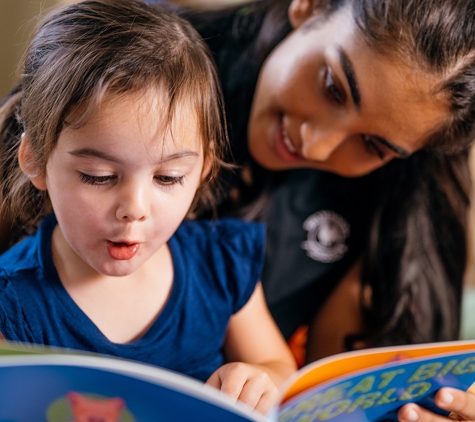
[{"xmin": 0, "ymin": 0, "xmax": 228, "ymax": 230}]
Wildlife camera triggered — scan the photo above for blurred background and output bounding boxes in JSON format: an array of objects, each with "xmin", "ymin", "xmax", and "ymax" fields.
[
  {"xmin": 1, "ymin": 0, "xmax": 474, "ymax": 339},
  {"xmin": 0, "ymin": 0, "xmax": 247, "ymax": 98},
  {"xmin": 0, "ymin": 0, "xmax": 58, "ymax": 98}
]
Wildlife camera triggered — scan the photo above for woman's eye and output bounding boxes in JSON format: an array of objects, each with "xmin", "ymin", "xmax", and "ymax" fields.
[
  {"xmin": 154, "ymin": 175, "xmax": 184, "ymax": 186},
  {"xmin": 362, "ymin": 136, "xmax": 385, "ymax": 160},
  {"xmin": 325, "ymin": 68, "xmax": 343, "ymax": 104},
  {"xmin": 79, "ymin": 173, "xmax": 115, "ymax": 185}
]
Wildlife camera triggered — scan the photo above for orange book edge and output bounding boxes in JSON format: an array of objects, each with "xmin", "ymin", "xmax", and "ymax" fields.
[{"xmin": 280, "ymin": 340, "xmax": 475, "ymax": 403}]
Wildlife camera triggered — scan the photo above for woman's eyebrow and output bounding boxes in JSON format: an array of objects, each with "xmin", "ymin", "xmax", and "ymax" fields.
[
  {"xmin": 337, "ymin": 49, "xmax": 411, "ymax": 158},
  {"xmin": 376, "ymin": 137, "xmax": 411, "ymax": 158},
  {"xmin": 69, "ymin": 148, "xmax": 199, "ymax": 163},
  {"xmin": 338, "ymin": 47, "xmax": 361, "ymax": 110}
]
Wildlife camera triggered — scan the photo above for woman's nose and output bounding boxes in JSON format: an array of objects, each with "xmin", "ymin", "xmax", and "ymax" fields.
[
  {"xmin": 300, "ymin": 120, "xmax": 346, "ymax": 162},
  {"xmin": 115, "ymin": 180, "xmax": 150, "ymax": 222}
]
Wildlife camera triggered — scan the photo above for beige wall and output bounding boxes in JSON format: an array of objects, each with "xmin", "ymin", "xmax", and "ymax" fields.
[
  {"xmin": 0, "ymin": 0, "xmax": 243, "ymax": 97},
  {"xmin": 0, "ymin": 0, "xmax": 60, "ymax": 97}
]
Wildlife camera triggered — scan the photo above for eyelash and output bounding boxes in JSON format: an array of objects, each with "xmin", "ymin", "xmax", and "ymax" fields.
[
  {"xmin": 79, "ymin": 173, "xmax": 185, "ymax": 187},
  {"xmin": 154, "ymin": 175, "xmax": 185, "ymax": 187},
  {"xmin": 325, "ymin": 68, "xmax": 343, "ymax": 104},
  {"xmin": 79, "ymin": 173, "xmax": 115, "ymax": 185},
  {"xmin": 362, "ymin": 136, "xmax": 385, "ymax": 160}
]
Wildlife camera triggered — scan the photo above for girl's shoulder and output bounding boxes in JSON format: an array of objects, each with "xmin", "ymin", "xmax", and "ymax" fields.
[
  {"xmin": 175, "ymin": 218, "xmax": 265, "ymax": 250},
  {"xmin": 0, "ymin": 214, "xmax": 55, "ymax": 275},
  {"xmin": 172, "ymin": 219, "xmax": 265, "ymax": 314},
  {"xmin": 172, "ymin": 218, "xmax": 265, "ymax": 280}
]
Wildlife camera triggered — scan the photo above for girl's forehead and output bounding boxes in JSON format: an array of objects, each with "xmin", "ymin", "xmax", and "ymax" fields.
[{"xmin": 60, "ymin": 90, "xmax": 203, "ymax": 156}]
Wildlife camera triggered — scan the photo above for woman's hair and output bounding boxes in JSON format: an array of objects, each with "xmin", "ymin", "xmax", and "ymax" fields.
[
  {"xmin": 0, "ymin": 0, "xmax": 228, "ymax": 231},
  {"xmin": 183, "ymin": 0, "xmax": 474, "ymax": 346}
]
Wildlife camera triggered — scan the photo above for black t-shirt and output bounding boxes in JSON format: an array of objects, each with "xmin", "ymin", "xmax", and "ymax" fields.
[
  {"xmin": 178, "ymin": 2, "xmax": 386, "ymax": 339},
  {"xmin": 259, "ymin": 169, "xmax": 379, "ymax": 339}
]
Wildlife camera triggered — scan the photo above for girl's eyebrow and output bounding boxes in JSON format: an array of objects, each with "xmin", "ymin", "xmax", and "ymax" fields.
[{"xmin": 68, "ymin": 148, "xmax": 199, "ymax": 163}]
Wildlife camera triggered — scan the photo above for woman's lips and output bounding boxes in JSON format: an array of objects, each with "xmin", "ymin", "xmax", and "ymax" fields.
[
  {"xmin": 106, "ymin": 241, "xmax": 140, "ymax": 260},
  {"xmin": 274, "ymin": 118, "xmax": 301, "ymax": 162},
  {"xmin": 281, "ymin": 125, "xmax": 298, "ymax": 154}
]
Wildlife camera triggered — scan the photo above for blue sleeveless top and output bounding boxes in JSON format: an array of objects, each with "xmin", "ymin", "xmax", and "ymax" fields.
[{"xmin": 0, "ymin": 215, "xmax": 265, "ymax": 382}]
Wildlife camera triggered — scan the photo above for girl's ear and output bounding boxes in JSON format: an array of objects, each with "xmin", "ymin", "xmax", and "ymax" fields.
[
  {"xmin": 288, "ymin": 0, "xmax": 315, "ymax": 29},
  {"xmin": 18, "ymin": 134, "xmax": 47, "ymax": 191}
]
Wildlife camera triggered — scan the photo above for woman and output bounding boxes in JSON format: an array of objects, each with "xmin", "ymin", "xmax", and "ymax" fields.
[
  {"xmin": 177, "ymin": 0, "xmax": 475, "ymax": 420},
  {"xmin": 2, "ymin": 0, "xmax": 475, "ymax": 420},
  {"xmin": 174, "ymin": 0, "xmax": 473, "ymax": 353}
]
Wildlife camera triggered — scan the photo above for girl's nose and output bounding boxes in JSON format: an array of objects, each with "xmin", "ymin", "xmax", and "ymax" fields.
[
  {"xmin": 115, "ymin": 181, "xmax": 149, "ymax": 222},
  {"xmin": 300, "ymin": 120, "xmax": 346, "ymax": 162}
]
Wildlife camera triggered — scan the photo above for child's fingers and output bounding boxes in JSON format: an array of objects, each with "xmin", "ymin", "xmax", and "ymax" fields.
[
  {"xmin": 206, "ymin": 363, "xmax": 249, "ymax": 400},
  {"xmin": 219, "ymin": 367, "xmax": 249, "ymax": 400},
  {"xmin": 236, "ymin": 371, "xmax": 279, "ymax": 413},
  {"xmin": 205, "ymin": 370, "xmax": 222, "ymax": 390},
  {"xmin": 206, "ymin": 362, "xmax": 280, "ymax": 414},
  {"xmin": 252, "ymin": 389, "xmax": 279, "ymax": 415}
]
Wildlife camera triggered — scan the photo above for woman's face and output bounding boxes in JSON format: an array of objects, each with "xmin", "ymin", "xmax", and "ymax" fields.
[{"xmin": 248, "ymin": 1, "xmax": 448, "ymax": 177}]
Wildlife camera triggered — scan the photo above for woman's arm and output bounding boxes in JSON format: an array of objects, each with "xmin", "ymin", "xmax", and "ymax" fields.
[
  {"xmin": 206, "ymin": 282, "xmax": 297, "ymax": 413},
  {"xmin": 306, "ymin": 259, "xmax": 366, "ymax": 363}
]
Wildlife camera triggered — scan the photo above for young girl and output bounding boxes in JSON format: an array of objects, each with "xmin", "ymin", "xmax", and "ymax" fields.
[{"xmin": 0, "ymin": 0, "xmax": 296, "ymax": 414}]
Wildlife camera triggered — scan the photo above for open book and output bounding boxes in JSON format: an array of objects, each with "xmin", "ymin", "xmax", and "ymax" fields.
[{"xmin": 0, "ymin": 340, "xmax": 474, "ymax": 422}]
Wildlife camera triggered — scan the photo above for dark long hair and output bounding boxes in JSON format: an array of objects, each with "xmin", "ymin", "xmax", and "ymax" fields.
[{"xmin": 178, "ymin": 0, "xmax": 474, "ymax": 346}]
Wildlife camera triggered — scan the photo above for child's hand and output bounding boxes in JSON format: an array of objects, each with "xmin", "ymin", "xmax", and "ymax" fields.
[{"xmin": 206, "ymin": 362, "xmax": 279, "ymax": 414}]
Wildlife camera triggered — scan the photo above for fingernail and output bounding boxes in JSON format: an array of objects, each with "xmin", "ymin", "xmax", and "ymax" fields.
[
  {"xmin": 440, "ymin": 390, "xmax": 454, "ymax": 405},
  {"xmin": 404, "ymin": 409, "xmax": 419, "ymax": 421}
]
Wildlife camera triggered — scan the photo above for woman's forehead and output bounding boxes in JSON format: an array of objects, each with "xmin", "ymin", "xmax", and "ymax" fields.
[{"xmin": 300, "ymin": 7, "xmax": 448, "ymax": 150}]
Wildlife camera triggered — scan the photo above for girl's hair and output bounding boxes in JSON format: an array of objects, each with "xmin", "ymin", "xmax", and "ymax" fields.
[
  {"xmin": 183, "ymin": 0, "xmax": 474, "ymax": 345},
  {"xmin": 0, "ymin": 0, "xmax": 228, "ymax": 231}
]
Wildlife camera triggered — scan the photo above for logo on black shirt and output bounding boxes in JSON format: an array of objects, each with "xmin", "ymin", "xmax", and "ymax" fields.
[{"xmin": 301, "ymin": 211, "xmax": 350, "ymax": 263}]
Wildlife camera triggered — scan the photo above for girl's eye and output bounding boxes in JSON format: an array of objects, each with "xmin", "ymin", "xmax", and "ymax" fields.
[
  {"xmin": 79, "ymin": 173, "xmax": 115, "ymax": 185},
  {"xmin": 154, "ymin": 175, "xmax": 184, "ymax": 186},
  {"xmin": 362, "ymin": 135, "xmax": 385, "ymax": 160},
  {"xmin": 325, "ymin": 68, "xmax": 343, "ymax": 104}
]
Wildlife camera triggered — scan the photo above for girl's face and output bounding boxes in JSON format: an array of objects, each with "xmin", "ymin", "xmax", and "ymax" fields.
[
  {"xmin": 248, "ymin": 1, "xmax": 448, "ymax": 177},
  {"xmin": 32, "ymin": 90, "xmax": 206, "ymax": 277}
]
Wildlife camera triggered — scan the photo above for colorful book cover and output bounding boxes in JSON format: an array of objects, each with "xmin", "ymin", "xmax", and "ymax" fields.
[
  {"xmin": 276, "ymin": 341, "xmax": 475, "ymax": 422},
  {"xmin": 0, "ymin": 340, "xmax": 473, "ymax": 421}
]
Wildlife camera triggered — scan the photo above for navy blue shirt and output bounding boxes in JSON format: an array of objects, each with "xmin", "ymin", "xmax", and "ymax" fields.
[{"xmin": 0, "ymin": 215, "xmax": 265, "ymax": 382}]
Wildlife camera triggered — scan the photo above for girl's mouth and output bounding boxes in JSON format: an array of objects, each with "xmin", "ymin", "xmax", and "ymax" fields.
[{"xmin": 106, "ymin": 241, "xmax": 140, "ymax": 260}]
